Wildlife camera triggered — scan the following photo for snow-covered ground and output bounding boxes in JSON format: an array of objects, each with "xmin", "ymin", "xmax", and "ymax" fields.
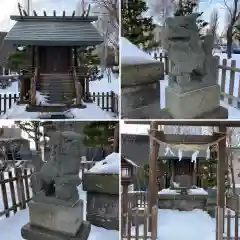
[
  {"xmin": 0, "ymin": 81, "xmax": 19, "ymax": 94},
  {"xmin": 1, "ymin": 101, "xmax": 115, "ymax": 119},
  {"xmin": 156, "ymin": 209, "xmax": 215, "ymax": 240},
  {"xmin": 89, "ymin": 70, "xmax": 119, "ymax": 94},
  {"xmin": 128, "ymin": 208, "xmax": 240, "ymax": 240}
]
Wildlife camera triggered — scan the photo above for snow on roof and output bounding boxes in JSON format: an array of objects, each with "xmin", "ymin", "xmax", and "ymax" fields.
[
  {"xmin": 1, "ymin": 102, "xmax": 115, "ymax": 119},
  {"xmin": 88, "ymin": 152, "xmax": 119, "ymax": 174},
  {"xmin": 122, "ymin": 157, "xmax": 138, "ymax": 167},
  {"xmin": 121, "ymin": 37, "xmax": 159, "ymax": 65}
]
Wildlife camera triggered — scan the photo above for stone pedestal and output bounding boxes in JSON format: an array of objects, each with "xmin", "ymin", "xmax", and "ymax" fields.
[
  {"xmin": 21, "ymin": 221, "xmax": 91, "ymax": 240},
  {"xmin": 121, "ymin": 62, "xmax": 164, "ymax": 118},
  {"xmin": 165, "ymin": 84, "xmax": 222, "ymax": 118},
  {"xmin": 82, "ymin": 173, "xmax": 119, "ymax": 230},
  {"xmin": 121, "ymin": 82, "xmax": 160, "ymax": 118},
  {"xmin": 158, "ymin": 194, "xmax": 208, "ymax": 211},
  {"xmin": 21, "ymin": 200, "xmax": 90, "ymax": 240}
]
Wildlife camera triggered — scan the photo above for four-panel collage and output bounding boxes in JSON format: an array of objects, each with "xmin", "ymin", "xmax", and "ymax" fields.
[{"xmin": 0, "ymin": 0, "xmax": 238, "ymax": 240}]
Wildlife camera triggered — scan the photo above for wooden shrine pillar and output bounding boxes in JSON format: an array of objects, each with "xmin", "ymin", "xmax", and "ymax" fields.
[
  {"xmin": 113, "ymin": 123, "xmax": 119, "ymax": 152},
  {"xmin": 73, "ymin": 47, "xmax": 78, "ymax": 67},
  {"xmin": 192, "ymin": 160, "xmax": 197, "ymax": 186},
  {"xmin": 32, "ymin": 46, "xmax": 35, "ymax": 69},
  {"xmin": 215, "ymin": 125, "xmax": 227, "ymax": 240},
  {"xmin": 171, "ymin": 161, "xmax": 176, "ymax": 182},
  {"xmin": 30, "ymin": 46, "xmax": 38, "ymax": 105},
  {"xmin": 121, "ymin": 185, "xmax": 128, "ymax": 234},
  {"xmin": 19, "ymin": 77, "xmax": 25, "ymax": 102},
  {"xmin": 148, "ymin": 121, "xmax": 159, "ymax": 232}
]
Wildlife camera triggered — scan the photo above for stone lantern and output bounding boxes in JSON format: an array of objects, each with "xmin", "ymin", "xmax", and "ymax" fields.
[{"xmin": 121, "ymin": 156, "xmax": 134, "ymax": 185}]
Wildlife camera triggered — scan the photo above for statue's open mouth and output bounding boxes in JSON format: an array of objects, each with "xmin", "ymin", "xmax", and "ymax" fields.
[{"xmin": 168, "ymin": 36, "xmax": 190, "ymax": 42}]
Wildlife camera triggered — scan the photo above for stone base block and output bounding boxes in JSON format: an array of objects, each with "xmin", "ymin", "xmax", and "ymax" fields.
[
  {"xmin": 86, "ymin": 214, "xmax": 119, "ymax": 230},
  {"xmin": 29, "ymin": 200, "xmax": 84, "ymax": 236},
  {"xmin": 165, "ymin": 85, "xmax": 221, "ymax": 118},
  {"xmin": 159, "ymin": 106, "xmax": 228, "ymax": 119},
  {"xmin": 121, "ymin": 81, "xmax": 160, "ymax": 118},
  {"xmin": 21, "ymin": 221, "xmax": 91, "ymax": 240},
  {"xmin": 86, "ymin": 192, "xmax": 119, "ymax": 230},
  {"xmin": 122, "ymin": 100, "xmax": 161, "ymax": 119}
]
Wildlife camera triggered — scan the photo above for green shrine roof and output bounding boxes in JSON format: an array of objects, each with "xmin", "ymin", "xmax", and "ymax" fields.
[{"xmin": 4, "ymin": 15, "xmax": 104, "ymax": 46}]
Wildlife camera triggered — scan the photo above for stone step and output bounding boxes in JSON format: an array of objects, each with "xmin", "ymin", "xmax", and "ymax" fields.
[{"xmin": 37, "ymin": 73, "xmax": 76, "ymax": 104}]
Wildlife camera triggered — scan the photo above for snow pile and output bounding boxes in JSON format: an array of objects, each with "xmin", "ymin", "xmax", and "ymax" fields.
[
  {"xmin": 123, "ymin": 157, "xmax": 138, "ymax": 167},
  {"xmin": 121, "ymin": 37, "xmax": 159, "ymax": 65},
  {"xmin": 158, "ymin": 187, "xmax": 208, "ymax": 195},
  {"xmin": 88, "ymin": 152, "xmax": 119, "ymax": 174},
  {"xmin": 158, "ymin": 189, "xmax": 180, "ymax": 195},
  {"xmin": 35, "ymin": 91, "xmax": 48, "ymax": 105},
  {"xmin": 188, "ymin": 188, "xmax": 208, "ymax": 195}
]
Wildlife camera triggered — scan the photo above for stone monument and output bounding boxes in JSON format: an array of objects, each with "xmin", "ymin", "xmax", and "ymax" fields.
[
  {"xmin": 82, "ymin": 153, "xmax": 119, "ymax": 230},
  {"xmin": 21, "ymin": 131, "xmax": 91, "ymax": 240},
  {"xmin": 163, "ymin": 13, "xmax": 228, "ymax": 119}
]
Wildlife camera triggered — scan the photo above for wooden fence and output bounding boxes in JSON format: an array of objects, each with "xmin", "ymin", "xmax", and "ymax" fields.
[
  {"xmin": 0, "ymin": 168, "xmax": 33, "ymax": 218},
  {"xmin": 121, "ymin": 205, "xmax": 158, "ymax": 240},
  {"xmin": 224, "ymin": 195, "xmax": 240, "ymax": 240},
  {"xmin": 88, "ymin": 91, "xmax": 119, "ymax": 114},
  {"xmin": 0, "ymin": 91, "xmax": 119, "ymax": 116},
  {"xmin": 121, "ymin": 191, "xmax": 158, "ymax": 239},
  {"xmin": 0, "ymin": 163, "xmax": 96, "ymax": 219},
  {"xmin": 0, "ymin": 93, "xmax": 19, "ymax": 115}
]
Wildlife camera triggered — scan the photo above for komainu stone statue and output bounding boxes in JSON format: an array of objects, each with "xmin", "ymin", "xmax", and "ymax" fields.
[
  {"xmin": 22, "ymin": 131, "xmax": 91, "ymax": 240},
  {"xmin": 164, "ymin": 13, "xmax": 218, "ymax": 93},
  {"xmin": 30, "ymin": 131, "xmax": 82, "ymax": 206}
]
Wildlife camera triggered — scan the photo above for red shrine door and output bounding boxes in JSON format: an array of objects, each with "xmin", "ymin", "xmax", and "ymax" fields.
[{"xmin": 38, "ymin": 46, "xmax": 72, "ymax": 73}]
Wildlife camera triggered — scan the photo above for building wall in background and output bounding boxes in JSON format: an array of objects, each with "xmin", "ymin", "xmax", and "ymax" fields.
[{"xmin": 1, "ymin": 126, "xmax": 22, "ymax": 138}]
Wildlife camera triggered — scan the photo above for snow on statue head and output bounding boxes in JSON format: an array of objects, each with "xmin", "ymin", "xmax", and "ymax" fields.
[
  {"xmin": 164, "ymin": 13, "xmax": 217, "ymax": 93},
  {"xmin": 30, "ymin": 131, "xmax": 83, "ymax": 206}
]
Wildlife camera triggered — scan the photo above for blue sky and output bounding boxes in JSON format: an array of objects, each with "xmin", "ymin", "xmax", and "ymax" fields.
[{"xmin": 199, "ymin": 0, "xmax": 232, "ymax": 34}]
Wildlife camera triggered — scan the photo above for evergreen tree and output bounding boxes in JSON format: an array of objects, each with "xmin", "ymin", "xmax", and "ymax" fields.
[
  {"xmin": 6, "ymin": 47, "xmax": 31, "ymax": 73},
  {"xmin": 78, "ymin": 46, "xmax": 103, "ymax": 81},
  {"xmin": 121, "ymin": 0, "xmax": 158, "ymax": 51},
  {"xmin": 83, "ymin": 121, "xmax": 117, "ymax": 147}
]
